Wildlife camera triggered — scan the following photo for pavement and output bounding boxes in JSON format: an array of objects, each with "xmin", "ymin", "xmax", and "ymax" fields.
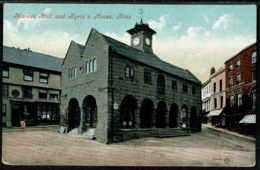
[{"xmin": 202, "ymin": 124, "xmax": 256, "ymax": 142}]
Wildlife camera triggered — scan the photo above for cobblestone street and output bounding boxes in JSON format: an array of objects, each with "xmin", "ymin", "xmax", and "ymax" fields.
[{"xmin": 2, "ymin": 126, "xmax": 255, "ymax": 167}]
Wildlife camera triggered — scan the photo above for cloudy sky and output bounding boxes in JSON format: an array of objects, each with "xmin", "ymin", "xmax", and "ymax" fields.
[{"xmin": 4, "ymin": 4, "xmax": 256, "ymax": 83}]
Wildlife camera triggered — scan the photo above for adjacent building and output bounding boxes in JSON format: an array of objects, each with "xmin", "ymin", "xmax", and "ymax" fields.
[
  {"xmin": 60, "ymin": 20, "xmax": 202, "ymax": 143},
  {"xmin": 201, "ymin": 79, "xmax": 211, "ymax": 123},
  {"xmin": 2, "ymin": 46, "xmax": 63, "ymax": 127},
  {"xmin": 207, "ymin": 67, "xmax": 226, "ymax": 126},
  {"xmin": 224, "ymin": 43, "xmax": 256, "ymax": 135}
]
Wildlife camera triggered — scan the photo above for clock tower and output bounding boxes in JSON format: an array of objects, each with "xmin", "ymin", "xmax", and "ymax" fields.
[{"xmin": 127, "ymin": 19, "xmax": 156, "ymax": 53}]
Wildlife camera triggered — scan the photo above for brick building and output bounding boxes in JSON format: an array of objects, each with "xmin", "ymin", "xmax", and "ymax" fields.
[
  {"xmin": 224, "ymin": 43, "xmax": 256, "ymax": 135},
  {"xmin": 2, "ymin": 46, "xmax": 62, "ymax": 127},
  {"xmin": 206, "ymin": 67, "xmax": 226, "ymax": 126},
  {"xmin": 60, "ymin": 20, "xmax": 202, "ymax": 143}
]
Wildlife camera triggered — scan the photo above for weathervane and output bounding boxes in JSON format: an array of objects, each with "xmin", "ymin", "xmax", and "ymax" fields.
[{"xmin": 139, "ymin": 8, "xmax": 144, "ymax": 24}]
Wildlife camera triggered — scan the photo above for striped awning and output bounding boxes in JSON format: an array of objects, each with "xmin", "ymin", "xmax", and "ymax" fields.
[
  {"xmin": 206, "ymin": 109, "xmax": 223, "ymax": 117},
  {"xmin": 239, "ymin": 114, "xmax": 256, "ymax": 124}
]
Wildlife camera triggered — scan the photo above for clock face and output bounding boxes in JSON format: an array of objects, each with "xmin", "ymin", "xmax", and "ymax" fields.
[
  {"xmin": 133, "ymin": 37, "xmax": 140, "ymax": 46},
  {"xmin": 145, "ymin": 38, "xmax": 150, "ymax": 46}
]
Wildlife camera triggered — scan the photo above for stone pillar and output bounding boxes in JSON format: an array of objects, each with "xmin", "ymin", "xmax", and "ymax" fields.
[
  {"xmin": 177, "ymin": 111, "xmax": 180, "ymax": 129},
  {"xmin": 135, "ymin": 108, "xmax": 140, "ymax": 128},
  {"xmin": 151, "ymin": 109, "xmax": 156, "ymax": 128},
  {"xmin": 165, "ymin": 109, "xmax": 169, "ymax": 128},
  {"xmin": 78, "ymin": 106, "xmax": 87, "ymax": 134}
]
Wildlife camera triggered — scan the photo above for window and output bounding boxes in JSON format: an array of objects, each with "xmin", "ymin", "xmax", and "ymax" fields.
[
  {"xmin": 22, "ymin": 86, "xmax": 32, "ymax": 98},
  {"xmin": 229, "ymin": 64, "xmax": 233, "ymax": 72},
  {"xmin": 125, "ymin": 66, "xmax": 134, "ymax": 78},
  {"xmin": 183, "ymin": 83, "xmax": 188, "ymax": 93},
  {"xmin": 219, "ymin": 80, "xmax": 222, "ymax": 91},
  {"xmin": 23, "ymin": 70, "xmax": 33, "ymax": 81},
  {"xmin": 86, "ymin": 61, "xmax": 89, "ymax": 74},
  {"xmin": 93, "ymin": 59, "xmax": 97, "ymax": 72},
  {"xmin": 236, "ymin": 59, "xmax": 240, "ymax": 69},
  {"xmin": 252, "ymin": 51, "xmax": 257, "ymax": 64},
  {"xmin": 252, "ymin": 92, "xmax": 256, "ymax": 110},
  {"xmin": 229, "ymin": 77, "xmax": 233, "ymax": 87},
  {"xmin": 172, "ymin": 80, "xmax": 177, "ymax": 90},
  {"xmin": 39, "ymin": 89, "xmax": 48, "ymax": 99},
  {"xmin": 2, "ymin": 104, "xmax": 6, "ymax": 116},
  {"xmin": 89, "ymin": 60, "xmax": 93, "ymax": 73},
  {"xmin": 144, "ymin": 70, "xmax": 152, "ymax": 84},
  {"xmin": 252, "ymin": 70, "xmax": 256, "ymax": 82},
  {"xmin": 2, "ymin": 84, "xmax": 8, "ymax": 97},
  {"xmin": 214, "ymin": 98, "xmax": 217, "ymax": 109},
  {"xmin": 220, "ymin": 96, "xmax": 224, "ymax": 108},
  {"xmin": 3, "ymin": 66, "xmax": 9, "ymax": 78},
  {"xmin": 74, "ymin": 66, "xmax": 77, "ymax": 77},
  {"xmin": 39, "ymin": 73, "xmax": 49, "ymax": 84},
  {"xmin": 213, "ymin": 82, "xmax": 216, "ymax": 93},
  {"xmin": 157, "ymin": 75, "xmax": 165, "ymax": 94},
  {"xmin": 237, "ymin": 93, "xmax": 242, "ymax": 106},
  {"xmin": 236, "ymin": 74, "xmax": 241, "ymax": 84},
  {"xmin": 230, "ymin": 96, "xmax": 234, "ymax": 107},
  {"xmin": 192, "ymin": 87, "xmax": 196, "ymax": 95},
  {"xmin": 37, "ymin": 105, "xmax": 59, "ymax": 121},
  {"xmin": 49, "ymin": 93, "xmax": 59, "ymax": 101}
]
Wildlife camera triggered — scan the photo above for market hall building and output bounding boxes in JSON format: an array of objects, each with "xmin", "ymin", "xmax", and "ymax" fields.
[
  {"xmin": 60, "ymin": 20, "xmax": 202, "ymax": 143},
  {"xmin": 2, "ymin": 46, "xmax": 63, "ymax": 127}
]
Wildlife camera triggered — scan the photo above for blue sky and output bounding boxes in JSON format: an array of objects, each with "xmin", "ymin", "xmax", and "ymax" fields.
[{"xmin": 4, "ymin": 4, "xmax": 256, "ymax": 82}]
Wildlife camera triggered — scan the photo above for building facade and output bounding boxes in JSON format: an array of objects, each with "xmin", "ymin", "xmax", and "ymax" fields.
[
  {"xmin": 207, "ymin": 67, "xmax": 226, "ymax": 126},
  {"xmin": 224, "ymin": 43, "xmax": 256, "ymax": 135},
  {"xmin": 201, "ymin": 79, "xmax": 211, "ymax": 123},
  {"xmin": 2, "ymin": 46, "xmax": 63, "ymax": 127},
  {"xmin": 60, "ymin": 21, "xmax": 202, "ymax": 143}
]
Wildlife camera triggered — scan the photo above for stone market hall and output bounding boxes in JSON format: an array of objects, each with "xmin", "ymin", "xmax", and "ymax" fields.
[{"xmin": 60, "ymin": 20, "xmax": 202, "ymax": 143}]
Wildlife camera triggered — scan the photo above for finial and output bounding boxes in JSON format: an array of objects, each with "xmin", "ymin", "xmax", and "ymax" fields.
[{"xmin": 139, "ymin": 8, "xmax": 144, "ymax": 24}]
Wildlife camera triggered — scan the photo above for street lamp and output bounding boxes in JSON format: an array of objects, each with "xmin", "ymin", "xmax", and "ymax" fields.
[{"xmin": 113, "ymin": 102, "xmax": 118, "ymax": 110}]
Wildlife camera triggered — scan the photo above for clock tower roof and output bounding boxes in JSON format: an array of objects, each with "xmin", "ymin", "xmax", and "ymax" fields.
[{"xmin": 127, "ymin": 22, "xmax": 156, "ymax": 35}]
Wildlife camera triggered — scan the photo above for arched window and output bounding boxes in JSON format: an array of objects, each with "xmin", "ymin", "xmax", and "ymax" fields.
[
  {"xmin": 130, "ymin": 66, "xmax": 134, "ymax": 78},
  {"xmin": 89, "ymin": 60, "xmax": 93, "ymax": 73},
  {"xmin": 125, "ymin": 66, "xmax": 130, "ymax": 77},
  {"xmin": 93, "ymin": 59, "xmax": 97, "ymax": 72},
  {"xmin": 68, "ymin": 69, "xmax": 71, "ymax": 79},
  {"xmin": 74, "ymin": 66, "xmax": 77, "ymax": 78},
  {"xmin": 157, "ymin": 74, "xmax": 165, "ymax": 94},
  {"xmin": 86, "ymin": 61, "xmax": 89, "ymax": 74},
  {"xmin": 71, "ymin": 67, "xmax": 74, "ymax": 78}
]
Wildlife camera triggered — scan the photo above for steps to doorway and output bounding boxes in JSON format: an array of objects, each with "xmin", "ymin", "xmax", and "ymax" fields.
[
  {"xmin": 152, "ymin": 128, "xmax": 190, "ymax": 138},
  {"xmin": 68, "ymin": 128, "xmax": 96, "ymax": 140}
]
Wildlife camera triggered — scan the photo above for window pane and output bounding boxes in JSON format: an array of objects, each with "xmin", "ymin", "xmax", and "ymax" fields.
[
  {"xmin": 93, "ymin": 59, "xmax": 97, "ymax": 72},
  {"xmin": 3, "ymin": 66, "xmax": 9, "ymax": 77},
  {"xmin": 130, "ymin": 67, "xmax": 134, "ymax": 77},
  {"xmin": 86, "ymin": 62, "xmax": 89, "ymax": 74},
  {"xmin": 125, "ymin": 66, "xmax": 130, "ymax": 77}
]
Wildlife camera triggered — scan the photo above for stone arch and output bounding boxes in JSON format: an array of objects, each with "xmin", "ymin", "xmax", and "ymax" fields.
[
  {"xmin": 82, "ymin": 95, "xmax": 98, "ymax": 128},
  {"xmin": 169, "ymin": 103, "xmax": 178, "ymax": 128},
  {"xmin": 190, "ymin": 106, "xmax": 197, "ymax": 129},
  {"xmin": 140, "ymin": 98, "xmax": 154, "ymax": 128},
  {"xmin": 156, "ymin": 101, "xmax": 167, "ymax": 128},
  {"xmin": 68, "ymin": 98, "xmax": 81, "ymax": 131},
  {"xmin": 120, "ymin": 95, "xmax": 137, "ymax": 128}
]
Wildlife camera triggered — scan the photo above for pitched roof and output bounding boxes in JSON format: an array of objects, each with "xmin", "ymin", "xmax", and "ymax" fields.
[
  {"xmin": 3, "ymin": 46, "xmax": 63, "ymax": 72},
  {"xmin": 96, "ymin": 29, "xmax": 200, "ymax": 84}
]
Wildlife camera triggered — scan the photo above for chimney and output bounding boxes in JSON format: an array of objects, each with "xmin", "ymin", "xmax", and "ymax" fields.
[{"xmin": 210, "ymin": 67, "xmax": 215, "ymax": 75}]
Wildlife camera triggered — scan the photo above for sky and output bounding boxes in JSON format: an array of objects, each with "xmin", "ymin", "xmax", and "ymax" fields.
[{"xmin": 3, "ymin": 3, "xmax": 256, "ymax": 83}]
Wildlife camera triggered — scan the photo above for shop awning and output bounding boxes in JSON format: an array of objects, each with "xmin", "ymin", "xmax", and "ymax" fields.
[
  {"xmin": 239, "ymin": 114, "xmax": 256, "ymax": 124},
  {"xmin": 206, "ymin": 109, "xmax": 223, "ymax": 117}
]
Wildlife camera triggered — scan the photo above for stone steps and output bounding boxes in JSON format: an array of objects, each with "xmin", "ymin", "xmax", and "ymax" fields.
[
  {"xmin": 152, "ymin": 128, "xmax": 190, "ymax": 138},
  {"xmin": 68, "ymin": 128, "xmax": 96, "ymax": 140}
]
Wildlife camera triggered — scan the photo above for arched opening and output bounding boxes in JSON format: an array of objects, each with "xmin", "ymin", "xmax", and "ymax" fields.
[
  {"xmin": 180, "ymin": 105, "xmax": 188, "ymax": 128},
  {"xmin": 190, "ymin": 106, "xmax": 197, "ymax": 129},
  {"xmin": 140, "ymin": 98, "xmax": 154, "ymax": 128},
  {"xmin": 156, "ymin": 101, "xmax": 167, "ymax": 128},
  {"xmin": 68, "ymin": 98, "xmax": 80, "ymax": 131},
  {"xmin": 169, "ymin": 103, "xmax": 178, "ymax": 128},
  {"xmin": 120, "ymin": 95, "xmax": 137, "ymax": 128},
  {"xmin": 82, "ymin": 95, "xmax": 97, "ymax": 128}
]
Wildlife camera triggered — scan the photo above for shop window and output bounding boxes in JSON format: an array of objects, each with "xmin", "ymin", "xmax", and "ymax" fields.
[
  {"xmin": 2, "ymin": 84, "xmax": 8, "ymax": 97},
  {"xmin": 172, "ymin": 80, "xmax": 177, "ymax": 90},
  {"xmin": 39, "ymin": 73, "xmax": 49, "ymax": 84},
  {"xmin": 237, "ymin": 93, "xmax": 242, "ymax": 106},
  {"xmin": 183, "ymin": 83, "xmax": 188, "ymax": 93},
  {"xmin": 252, "ymin": 70, "xmax": 256, "ymax": 82},
  {"xmin": 49, "ymin": 93, "xmax": 59, "ymax": 101},
  {"xmin": 37, "ymin": 105, "xmax": 59, "ymax": 121},
  {"xmin": 23, "ymin": 70, "xmax": 33, "ymax": 81},
  {"xmin": 22, "ymin": 86, "xmax": 32, "ymax": 98},
  {"xmin": 39, "ymin": 89, "xmax": 48, "ymax": 99},
  {"xmin": 252, "ymin": 51, "xmax": 257, "ymax": 64},
  {"xmin": 2, "ymin": 104, "xmax": 6, "ymax": 116},
  {"xmin": 236, "ymin": 59, "xmax": 240, "ymax": 69},
  {"xmin": 144, "ymin": 70, "xmax": 152, "ymax": 84},
  {"xmin": 3, "ymin": 66, "xmax": 9, "ymax": 78}
]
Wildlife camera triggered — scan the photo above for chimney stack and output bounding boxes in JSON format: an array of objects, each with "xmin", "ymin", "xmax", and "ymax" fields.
[{"xmin": 210, "ymin": 67, "xmax": 215, "ymax": 75}]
